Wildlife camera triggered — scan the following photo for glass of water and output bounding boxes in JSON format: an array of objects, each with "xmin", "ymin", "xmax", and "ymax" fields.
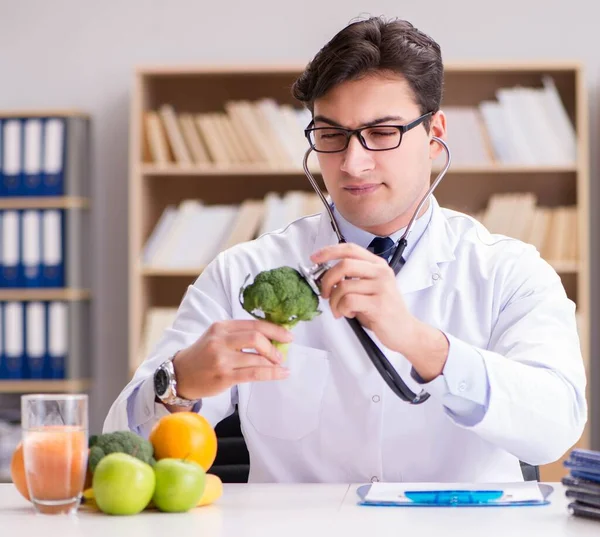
[{"xmin": 21, "ymin": 394, "xmax": 88, "ymax": 515}]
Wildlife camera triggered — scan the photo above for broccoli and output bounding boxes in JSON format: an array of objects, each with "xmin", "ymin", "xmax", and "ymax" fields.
[
  {"xmin": 88, "ymin": 431, "xmax": 155, "ymax": 473},
  {"xmin": 239, "ymin": 266, "xmax": 321, "ymax": 360}
]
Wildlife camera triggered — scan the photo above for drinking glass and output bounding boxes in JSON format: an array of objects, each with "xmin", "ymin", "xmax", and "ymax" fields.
[{"xmin": 21, "ymin": 394, "xmax": 88, "ymax": 515}]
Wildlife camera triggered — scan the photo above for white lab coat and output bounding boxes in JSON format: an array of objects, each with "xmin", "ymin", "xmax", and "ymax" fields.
[{"xmin": 104, "ymin": 198, "xmax": 587, "ymax": 483}]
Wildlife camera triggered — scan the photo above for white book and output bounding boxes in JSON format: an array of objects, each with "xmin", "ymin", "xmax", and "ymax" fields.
[
  {"xmin": 496, "ymin": 88, "xmax": 538, "ymax": 165},
  {"xmin": 142, "ymin": 206, "xmax": 177, "ymax": 265},
  {"xmin": 258, "ymin": 192, "xmax": 285, "ymax": 236},
  {"xmin": 257, "ymin": 99, "xmax": 297, "ymax": 165},
  {"xmin": 150, "ymin": 200, "xmax": 202, "ymax": 268},
  {"xmin": 479, "ymin": 101, "xmax": 517, "ymax": 164},
  {"xmin": 541, "ymin": 76, "xmax": 577, "ymax": 164}
]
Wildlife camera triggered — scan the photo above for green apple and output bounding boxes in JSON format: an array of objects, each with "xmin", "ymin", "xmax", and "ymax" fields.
[
  {"xmin": 93, "ymin": 452, "xmax": 155, "ymax": 516},
  {"xmin": 152, "ymin": 458, "xmax": 206, "ymax": 513}
]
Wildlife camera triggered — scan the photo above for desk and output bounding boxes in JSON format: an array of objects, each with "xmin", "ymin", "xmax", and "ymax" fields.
[{"xmin": 0, "ymin": 483, "xmax": 597, "ymax": 536}]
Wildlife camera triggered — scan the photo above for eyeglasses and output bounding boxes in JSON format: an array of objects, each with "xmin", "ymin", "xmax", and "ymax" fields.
[{"xmin": 304, "ymin": 112, "xmax": 433, "ymax": 153}]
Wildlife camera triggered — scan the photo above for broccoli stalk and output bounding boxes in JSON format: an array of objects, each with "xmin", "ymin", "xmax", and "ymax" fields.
[{"xmin": 239, "ymin": 266, "xmax": 321, "ymax": 360}]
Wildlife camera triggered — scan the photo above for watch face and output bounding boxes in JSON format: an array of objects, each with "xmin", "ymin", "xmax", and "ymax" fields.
[{"xmin": 154, "ymin": 368, "xmax": 169, "ymax": 396}]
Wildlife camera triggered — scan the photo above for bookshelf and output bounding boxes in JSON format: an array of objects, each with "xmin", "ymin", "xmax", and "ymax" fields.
[
  {"xmin": 0, "ymin": 110, "xmax": 92, "ymax": 394},
  {"xmin": 129, "ymin": 62, "xmax": 590, "ymax": 481}
]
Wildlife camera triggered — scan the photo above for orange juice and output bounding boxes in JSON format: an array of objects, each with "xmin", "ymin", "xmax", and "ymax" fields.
[{"xmin": 23, "ymin": 425, "xmax": 88, "ymax": 514}]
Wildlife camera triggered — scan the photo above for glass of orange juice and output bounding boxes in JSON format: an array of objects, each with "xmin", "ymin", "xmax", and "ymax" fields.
[{"xmin": 21, "ymin": 394, "xmax": 88, "ymax": 515}]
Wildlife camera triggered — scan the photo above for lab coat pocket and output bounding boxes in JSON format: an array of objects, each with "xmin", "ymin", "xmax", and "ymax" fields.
[{"xmin": 245, "ymin": 343, "xmax": 330, "ymax": 441}]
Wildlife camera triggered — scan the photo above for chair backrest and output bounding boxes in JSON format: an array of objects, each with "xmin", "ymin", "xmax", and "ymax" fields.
[
  {"xmin": 212, "ymin": 408, "xmax": 249, "ymax": 483},
  {"xmin": 211, "ymin": 409, "xmax": 540, "ymax": 483}
]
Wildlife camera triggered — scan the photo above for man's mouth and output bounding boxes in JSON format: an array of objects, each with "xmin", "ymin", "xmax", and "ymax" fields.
[{"xmin": 343, "ymin": 183, "xmax": 382, "ymax": 195}]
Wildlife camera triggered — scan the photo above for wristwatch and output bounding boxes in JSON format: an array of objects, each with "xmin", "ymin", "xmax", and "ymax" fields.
[{"xmin": 153, "ymin": 354, "xmax": 199, "ymax": 407}]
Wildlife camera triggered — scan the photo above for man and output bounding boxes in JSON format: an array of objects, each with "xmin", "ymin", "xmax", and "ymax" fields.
[{"xmin": 105, "ymin": 17, "xmax": 587, "ymax": 483}]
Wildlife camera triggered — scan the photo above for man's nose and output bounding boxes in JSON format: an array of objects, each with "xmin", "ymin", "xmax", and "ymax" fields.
[{"xmin": 340, "ymin": 135, "xmax": 375, "ymax": 176}]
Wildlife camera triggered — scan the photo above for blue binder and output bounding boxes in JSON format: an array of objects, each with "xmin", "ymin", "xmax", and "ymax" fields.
[
  {"xmin": 23, "ymin": 301, "xmax": 45, "ymax": 379},
  {"xmin": 41, "ymin": 209, "xmax": 65, "ymax": 287},
  {"xmin": 2, "ymin": 301, "xmax": 24, "ymax": 379},
  {"xmin": 356, "ymin": 483, "xmax": 554, "ymax": 507},
  {"xmin": 23, "ymin": 118, "xmax": 43, "ymax": 196},
  {"xmin": 0, "ymin": 210, "xmax": 23, "ymax": 288},
  {"xmin": 22, "ymin": 210, "xmax": 43, "ymax": 287},
  {"xmin": 41, "ymin": 118, "xmax": 66, "ymax": 196},
  {"xmin": 1, "ymin": 119, "xmax": 24, "ymax": 197}
]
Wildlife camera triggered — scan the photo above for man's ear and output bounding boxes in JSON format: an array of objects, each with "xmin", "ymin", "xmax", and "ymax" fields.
[{"xmin": 429, "ymin": 111, "xmax": 447, "ymax": 161}]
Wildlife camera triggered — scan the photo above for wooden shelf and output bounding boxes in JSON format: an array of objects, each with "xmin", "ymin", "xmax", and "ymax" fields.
[
  {"xmin": 130, "ymin": 63, "xmax": 591, "ymax": 483},
  {"xmin": 140, "ymin": 260, "xmax": 579, "ymax": 278},
  {"xmin": 0, "ymin": 196, "xmax": 90, "ymax": 209},
  {"xmin": 0, "ymin": 109, "xmax": 90, "ymax": 119},
  {"xmin": 0, "ymin": 379, "xmax": 91, "ymax": 393},
  {"xmin": 0, "ymin": 289, "xmax": 91, "ymax": 301},
  {"xmin": 141, "ymin": 163, "xmax": 577, "ymax": 177},
  {"xmin": 141, "ymin": 267, "xmax": 204, "ymax": 277}
]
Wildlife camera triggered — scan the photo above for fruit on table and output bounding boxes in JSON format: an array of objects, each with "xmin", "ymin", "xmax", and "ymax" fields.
[
  {"xmin": 88, "ymin": 430, "xmax": 155, "ymax": 472},
  {"xmin": 196, "ymin": 473, "xmax": 223, "ymax": 506},
  {"xmin": 152, "ymin": 458, "xmax": 206, "ymax": 513},
  {"xmin": 149, "ymin": 413, "xmax": 217, "ymax": 471},
  {"xmin": 10, "ymin": 443, "xmax": 29, "ymax": 501},
  {"xmin": 92, "ymin": 452, "xmax": 155, "ymax": 515}
]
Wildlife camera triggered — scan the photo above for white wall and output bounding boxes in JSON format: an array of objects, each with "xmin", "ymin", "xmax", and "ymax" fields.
[{"xmin": 1, "ymin": 0, "xmax": 598, "ymax": 441}]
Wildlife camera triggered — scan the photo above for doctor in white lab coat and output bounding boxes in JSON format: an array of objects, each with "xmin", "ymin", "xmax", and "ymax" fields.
[{"xmin": 104, "ymin": 17, "xmax": 587, "ymax": 483}]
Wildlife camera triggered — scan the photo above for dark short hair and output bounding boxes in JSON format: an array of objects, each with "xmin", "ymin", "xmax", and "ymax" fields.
[{"xmin": 292, "ymin": 16, "xmax": 443, "ymax": 130}]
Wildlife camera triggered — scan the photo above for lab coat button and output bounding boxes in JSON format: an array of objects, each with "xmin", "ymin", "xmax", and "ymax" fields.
[
  {"xmin": 144, "ymin": 406, "xmax": 150, "ymax": 417},
  {"xmin": 371, "ymin": 476, "xmax": 379, "ymax": 483},
  {"xmin": 458, "ymin": 381, "xmax": 467, "ymax": 392},
  {"xmin": 432, "ymin": 273, "xmax": 440, "ymax": 281},
  {"xmin": 372, "ymin": 395, "xmax": 380, "ymax": 403}
]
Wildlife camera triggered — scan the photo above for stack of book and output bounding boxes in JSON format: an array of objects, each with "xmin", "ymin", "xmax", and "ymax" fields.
[
  {"xmin": 471, "ymin": 193, "xmax": 578, "ymax": 266},
  {"xmin": 144, "ymin": 100, "xmax": 316, "ymax": 169},
  {"xmin": 563, "ymin": 449, "xmax": 600, "ymax": 522},
  {"xmin": 144, "ymin": 76, "xmax": 575, "ymax": 170},
  {"xmin": 142, "ymin": 190, "xmax": 324, "ymax": 271},
  {"xmin": 434, "ymin": 76, "xmax": 576, "ymax": 167}
]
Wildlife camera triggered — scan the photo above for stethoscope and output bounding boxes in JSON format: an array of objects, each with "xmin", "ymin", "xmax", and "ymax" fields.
[{"xmin": 298, "ymin": 137, "xmax": 452, "ymax": 404}]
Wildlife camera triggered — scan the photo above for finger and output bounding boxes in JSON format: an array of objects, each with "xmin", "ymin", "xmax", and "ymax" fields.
[
  {"xmin": 230, "ymin": 366, "xmax": 290, "ymax": 384},
  {"xmin": 221, "ymin": 319, "xmax": 294, "ymax": 344},
  {"xmin": 320, "ymin": 259, "xmax": 383, "ymax": 299},
  {"xmin": 336, "ymin": 293, "xmax": 373, "ymax": 319},
  {"xmin": 328, "ymin": 278, "xmax": 378, "ymax": 318},
  {"xmin": 228, "ymin": 350, "xmax": 284, "ymax": 369},
  {"xmin": 225, "ymin": 331, "xmax": 282, "ymax": 364},
  {"xmin": 311, "ymin": 242, "xmax": 388, "ymax": 265}
]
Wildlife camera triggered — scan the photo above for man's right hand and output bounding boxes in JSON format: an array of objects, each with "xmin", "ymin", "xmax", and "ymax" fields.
[{"xmin": 171, "ymin": 320, "xmax": 293, "ymax": 401}]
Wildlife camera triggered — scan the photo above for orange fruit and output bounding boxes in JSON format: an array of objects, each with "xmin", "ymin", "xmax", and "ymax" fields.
[
  {"xmin": 196, "ymin": 474, "xmax": 223, "ymax": 506},
  {"xmin": 149, "ymin": 412, "xmax": 217, "ymax": 471},
  {"xmin": 10, "ymin": 442, "xmax": 30, "ymax": 501}
]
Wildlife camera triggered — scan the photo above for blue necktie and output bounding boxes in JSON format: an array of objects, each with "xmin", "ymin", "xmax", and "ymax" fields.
[{"xmin": 368, "ymin": 236, "xmax": 395, "ymax": 261}]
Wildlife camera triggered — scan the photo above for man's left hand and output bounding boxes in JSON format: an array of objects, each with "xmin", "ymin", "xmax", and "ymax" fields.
[{"xmin": 310, "ymin": 243, "xmax": 449, "ymax": 381}]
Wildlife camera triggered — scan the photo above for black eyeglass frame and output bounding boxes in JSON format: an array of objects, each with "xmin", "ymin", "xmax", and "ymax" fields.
[{"xmin": 304, "ymin": 111, "xmax": 434, "ymax": 153}]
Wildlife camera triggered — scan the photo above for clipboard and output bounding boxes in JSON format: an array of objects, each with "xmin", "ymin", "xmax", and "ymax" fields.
[{"xmin": 356, "ymin": 483, "xmax": 554, "ymax": 507}]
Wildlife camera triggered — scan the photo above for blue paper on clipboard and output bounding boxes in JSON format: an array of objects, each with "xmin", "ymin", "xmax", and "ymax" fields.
[{"xmin": 356, "ymin": 482, "xmax": 554, "ymax": 507}]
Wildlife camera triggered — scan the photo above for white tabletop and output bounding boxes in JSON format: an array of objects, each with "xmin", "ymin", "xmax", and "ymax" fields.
[{"xmin": 0, "ymin": 482, "xmax": 597, "ymax": 536}]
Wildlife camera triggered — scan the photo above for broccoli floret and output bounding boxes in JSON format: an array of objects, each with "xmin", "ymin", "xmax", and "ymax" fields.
[
  {"xmin": 88, "ymin": 431, "xmax": 155, "ymax": 473},
  {"xmin": 239, "ymin": 266, "xmax": 321, "ymax": 359}
]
